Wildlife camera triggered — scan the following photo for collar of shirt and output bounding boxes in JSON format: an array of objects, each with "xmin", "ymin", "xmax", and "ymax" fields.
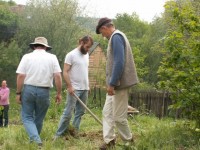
[{"xmin": 33, "ymin": 49, "xmax": 46, "ymax": 53}]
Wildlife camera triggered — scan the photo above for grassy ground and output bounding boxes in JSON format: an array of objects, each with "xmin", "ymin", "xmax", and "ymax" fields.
[{"xmin": 0, "ymin": 89, "xmax": 199, "ymax": 150}]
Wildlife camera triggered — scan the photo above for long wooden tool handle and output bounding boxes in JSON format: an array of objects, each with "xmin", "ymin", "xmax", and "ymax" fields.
[{"xmin": 73, "ymin": 93, "xmax": 103, "ymax": 126}]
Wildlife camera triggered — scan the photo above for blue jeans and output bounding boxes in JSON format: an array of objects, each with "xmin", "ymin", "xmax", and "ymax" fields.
[
  {"xmin": 21, "ymin": 85, "xmax": 50, "ymax": 144},
  {"xmin": 55, "ymin": 90, "xmax": 88, "ymax": 136}
]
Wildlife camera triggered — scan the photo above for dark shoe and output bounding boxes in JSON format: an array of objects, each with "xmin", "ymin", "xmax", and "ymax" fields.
[
  {"xmin": 99, "ymin": 139, "xmax": 115, "ymax": 150},
  {"xmin": 69, "ymin": 129, "xmax": 79, "ymax": 139},
  {"xmin": 130, "ymin": 135, "xmax": 135, "ymax": 143},
  {"xmin": 37, "ymin": 143, "xmax": 43, "ymax": 149}
]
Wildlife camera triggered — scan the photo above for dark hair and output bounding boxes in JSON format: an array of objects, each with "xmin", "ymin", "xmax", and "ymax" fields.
[
  {"xmin": 33, "ymin": 44, "xmax": 46, "ymax": 48},
  {"xmin": 79, "ymin": 35, "xmax": 93, "ymax": 45}
]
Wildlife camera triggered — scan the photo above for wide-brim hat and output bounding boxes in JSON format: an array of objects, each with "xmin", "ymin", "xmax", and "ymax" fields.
[
  {"xmin": 96, "ymin": 17, "xmax": 112, "ymax": 34},
  {"xmin": 29, "ymin": 37, "xmax": 52, "ymax": 51}
]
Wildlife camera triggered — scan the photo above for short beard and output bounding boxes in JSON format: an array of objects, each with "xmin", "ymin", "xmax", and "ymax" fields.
[{"xmin": 80, "ymin": 45, "xmax": 87, "ymax": 55}]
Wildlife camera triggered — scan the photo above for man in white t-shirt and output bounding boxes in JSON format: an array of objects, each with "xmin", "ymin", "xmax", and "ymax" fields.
[
  {"xmin": 16, "ymin": 37, "xmax": 62, "ymax": 147},
  {"xmin": 54, "ymin": 35, "xmax": 93, "ymax": 139}
]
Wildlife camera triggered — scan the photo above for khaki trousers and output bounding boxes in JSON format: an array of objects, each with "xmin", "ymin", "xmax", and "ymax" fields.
[{"xmin": 102, "ymin": 88, "xmax": 132, "ymax": 143}]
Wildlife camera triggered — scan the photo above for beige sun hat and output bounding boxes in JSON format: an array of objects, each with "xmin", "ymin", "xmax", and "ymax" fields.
[{"xmin": 29, "ymin": 37, "xmax": 52, "ymax": 51}]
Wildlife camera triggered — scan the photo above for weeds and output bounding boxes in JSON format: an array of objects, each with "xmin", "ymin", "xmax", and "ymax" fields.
[{"xmin": 0, "ymin": 89, "xmax": 199, "ymax": 149}]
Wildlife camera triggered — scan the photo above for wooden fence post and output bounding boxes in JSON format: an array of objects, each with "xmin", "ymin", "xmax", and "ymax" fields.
[
  {"xmin": 98, "ymin": 87, "xmax": 101, "ymax": 107},
  {"xmin": 129, "ymin": 90, "xmax": 172, "ymax": 118}
]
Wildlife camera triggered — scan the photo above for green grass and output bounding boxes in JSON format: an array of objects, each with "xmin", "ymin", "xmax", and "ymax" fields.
[{"xmin": 0, "ymin": 89, "xmax": 199, "ymax": 150}]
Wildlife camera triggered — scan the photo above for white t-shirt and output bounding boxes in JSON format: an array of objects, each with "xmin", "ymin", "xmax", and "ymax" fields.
[
  {"xmin": 65, "ymin": 48, "xmax": 89, "ymax": 90},
  {"xmin": 16, "ymin": 49, "xmax": 61, "ymax": 87}
]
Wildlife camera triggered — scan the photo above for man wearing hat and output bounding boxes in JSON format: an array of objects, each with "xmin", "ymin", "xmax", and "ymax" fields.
[
  {"xmin": 16, "ymin": 37, "xmax": 62, "ymax": 146},
  {"xmin": 96, "ymin": 18, "xmax": 139, "ymax": 149}
]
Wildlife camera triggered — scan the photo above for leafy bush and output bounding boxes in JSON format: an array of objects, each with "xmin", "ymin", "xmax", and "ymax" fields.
[{"xmin": 157, "ymin": 0, "xmax": 200, "ymax": 128}]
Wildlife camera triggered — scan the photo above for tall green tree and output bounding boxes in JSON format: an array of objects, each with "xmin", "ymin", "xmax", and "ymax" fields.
[
  {"xmin": 16, "ymin": 0, "xmax": 92, "ymax": 64},
  {"xmin": 143, "ymin": 17, "xmax": 167, "ymax": 83},
  {"xmin": 158, "ymin": 0, "xmax": 200, "ymax": 127},
  {"xmin": 0, "ymin": 1, "xmax": 20, "ymax": 87},
  {"xmin": 0, "ymin": 1, "xmax": 18, "ymax": 42},
  {"xmin": 0, "ymin": 40, "xmax": 22, "ymax": 87}
]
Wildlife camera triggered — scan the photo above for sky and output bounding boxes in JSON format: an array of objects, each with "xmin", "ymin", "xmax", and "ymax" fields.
[{"xmin": 12, "ymin": 0, "xmax": 168, "ymax": 22}]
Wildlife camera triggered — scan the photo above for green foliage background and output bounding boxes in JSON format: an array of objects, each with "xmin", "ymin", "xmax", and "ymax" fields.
[
  {"xmin": 157, "ymin": 0, "xmax": 200, "ymax": 127},
  {"xmin": 0, "ymin": 0, "xmax": 200, "ymax": 128}
]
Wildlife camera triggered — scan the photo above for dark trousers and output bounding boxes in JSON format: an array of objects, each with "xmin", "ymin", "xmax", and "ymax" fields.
[{"xmin": 0, "ymin": 105, "xmax": 9, "ymax": 127}]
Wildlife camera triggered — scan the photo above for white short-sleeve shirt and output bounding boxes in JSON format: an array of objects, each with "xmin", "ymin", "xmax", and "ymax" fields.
[
  {"xmin": 65, "ymin": 48, "xmax": 89, "ymax": 90},
  {"xmin": 16, "ymin": 49, "xmax": 61, "ymax": 87}
]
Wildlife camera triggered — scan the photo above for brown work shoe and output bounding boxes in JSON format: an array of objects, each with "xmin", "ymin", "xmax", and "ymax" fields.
[
  {"xmin": 69, "ymin": 129, "xmax": 79, "ymax": 139},
  {"xmin": 99, "ymin": 139, "xmax": 115, "ymax": 150},
  {"xmin": 130, "ymin": 134, "xmax": 135, "ymax": 143}
]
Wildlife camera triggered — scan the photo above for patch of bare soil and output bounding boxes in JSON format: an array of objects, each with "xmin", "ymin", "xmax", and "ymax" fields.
[
  {"xmin": 66, "ymin": 128, "xmax": 103, "ymax": 147},
  {"xmin": 67, "ymin": 128, "xmax": 102, "ymax": 139},
  {"xmin": 80, "ymin": 130, "xmax": 103, "ymax": 140},
  {"xmin": 80, "ymin": 130, "xmax": 103, "ymax": 148}
]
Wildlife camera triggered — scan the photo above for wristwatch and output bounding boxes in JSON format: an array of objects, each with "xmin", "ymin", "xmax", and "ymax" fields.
[{"xmin": 16, "ymin": 92, "xmax": 21, "ymax": 95}]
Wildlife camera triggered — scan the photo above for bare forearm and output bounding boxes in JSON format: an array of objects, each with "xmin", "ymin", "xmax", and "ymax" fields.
[
  {"xmin": 63, "ymin": 71, "xmax": 75, "ymax": 95},
  {"xmin": 63, "ymin": 71, "xmax": 72, "ymax": 88},
  {"xmin": 54, "ymin": 73, "xmax": 62, "ymax": 94},
  {"xmin": 63, "ymin": 63, "xmax": 74, "ymax": 94},
  {"xmin": 54, "ymin": 72, "xmax": 62, "ymax": 104},
  {"xmin": 16, "ymin": 74, "xmax": 25, "ymax": 92},
  {"xmin": 16, "ymin": 74, "xmax": 25, "ymax": 104}
]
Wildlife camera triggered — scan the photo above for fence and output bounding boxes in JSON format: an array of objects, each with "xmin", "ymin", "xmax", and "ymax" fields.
[
  {"xmin": 129, "ymin": 91, "xmax": 173, "ymax": 119},
  {"xmin": 90, "ymin": 87, "xmax": 185, "ymax": 119}
]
